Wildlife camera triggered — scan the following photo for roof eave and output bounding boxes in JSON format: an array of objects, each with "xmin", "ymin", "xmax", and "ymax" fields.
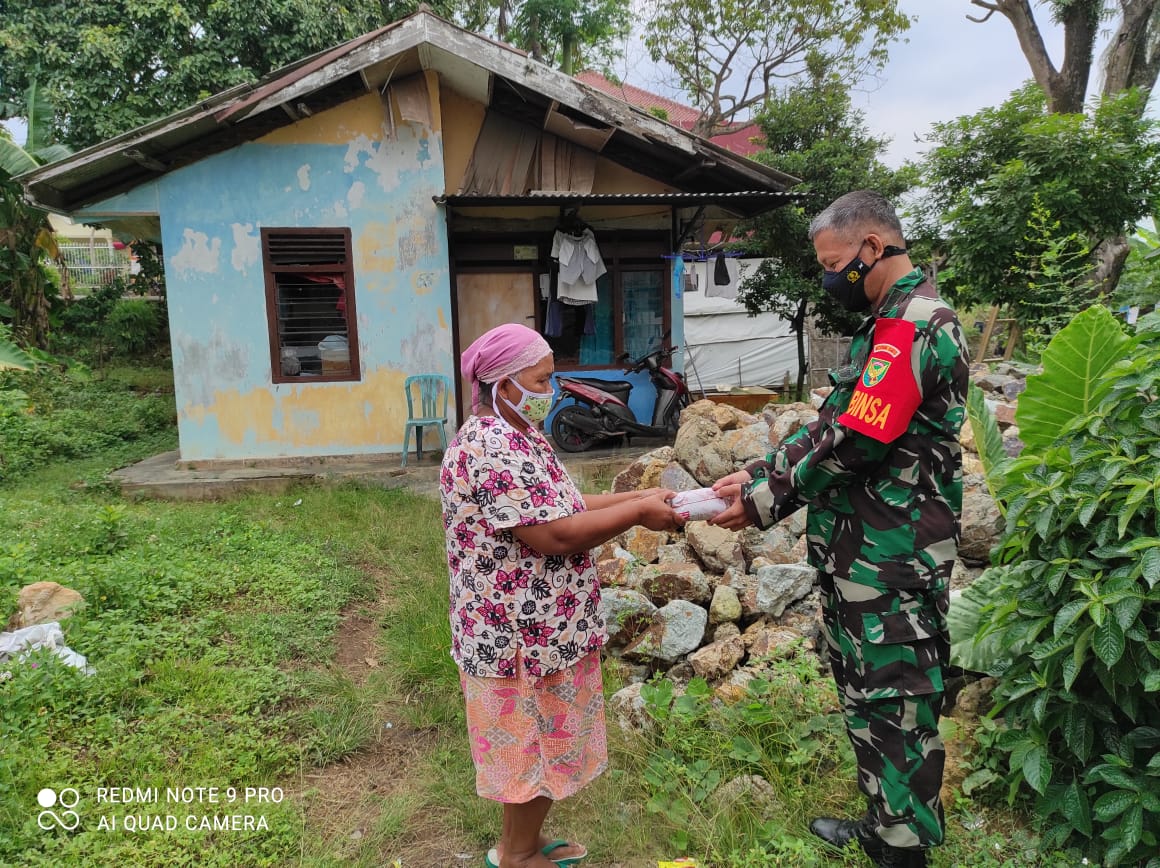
[{"xmin": 19, "ymin": 9, "xmax": 798, "ymax": 213}]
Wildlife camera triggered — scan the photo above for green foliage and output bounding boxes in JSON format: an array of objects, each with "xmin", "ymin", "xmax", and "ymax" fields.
[
  {"xmin": 1114, "ymin": 221, "xmax": 1160, "ymax": 311},
  {"xmin": 0, "ymin": 0, "xmax": 466, "ymax": 150},
  {"xmin": 736, "ymin": 76, "xmax": 915, "ymax": 397},
  {"xmin": 641, "ymin": 0, "xmax": 911, "ymax": 135},
  {"xmin": 0, "ymin": 364, "xmax": 175, "ymax": 482},
  {"xmin": 634, "ymin": 650, "xmax": 853, "ymax": 861},
  {"xmin": 1014, "ymin": 305, "xmax": 1129, "ymax": 454},
  {"xmin": 103, "ymin": 299, "xmax": 162, "ymax": 356},
  {"xmin": 967, "ymin": 382, "xmax": 1008, "ymax": 504},
  {"xmin": 505, "ymin": 0, "xmax": 629, "ymax": 74},
  {"xmin": 0, "ymin": 79, "xmax": 70, "ymax": 350},
  {"xmin": 1009, "ymin": 197, "xmax": 1096, "ymax": 353},
  {"xmin": 0, "ymin": 324, "xmax": 34, "ymax": 370},
  {"xmin": 911, "ymin": 85, "xmax": 1160, "ymax": 307},
  {"xmin": 958, "ymin": 307, "xmax": 1160, "ymax": 864}
]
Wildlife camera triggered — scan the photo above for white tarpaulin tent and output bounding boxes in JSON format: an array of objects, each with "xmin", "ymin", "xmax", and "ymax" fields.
[{"xmin": 682, "ymin": 257, "xmax": 803, "ymax": 391}]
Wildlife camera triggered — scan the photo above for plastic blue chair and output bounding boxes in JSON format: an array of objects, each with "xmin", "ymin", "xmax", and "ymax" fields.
[{"xmin": 402, "ymin": 374, "xmax": 451, "ymax": 466}]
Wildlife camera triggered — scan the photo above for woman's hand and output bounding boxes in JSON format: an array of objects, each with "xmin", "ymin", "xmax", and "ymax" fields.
[{"xmin": 635, "ymin": 491, "xmax": 685, "ymax": 532}]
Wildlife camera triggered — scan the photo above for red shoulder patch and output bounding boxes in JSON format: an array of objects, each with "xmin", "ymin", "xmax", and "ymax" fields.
[{"xmin": 838, "ymin": 318, "xmax": 920, "ymax": 443}]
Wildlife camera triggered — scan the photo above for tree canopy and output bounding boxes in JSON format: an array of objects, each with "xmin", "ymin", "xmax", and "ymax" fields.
[
  {"xmin": 465, "ymin": 0, "xmax": 629, "ymax": 75},
  {"xmin": 642, "ymin": 0, "xmax": 912, "ymax": 136},
  {"xmin": 909, "ymin": 84, "xmax": 1160, "ymax": 311},
  {"xmin": 737, "ymin": 77, "xmax": 915, "ymax": 397},
  {"xmin": 0, "ymin": 0, "xmax": 457, "ymax": 149}
]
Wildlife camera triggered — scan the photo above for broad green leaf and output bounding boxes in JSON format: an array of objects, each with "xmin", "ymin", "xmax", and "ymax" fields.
[
  {"xmin": 1095, "ymin": 618, "xmax": 1126, "ymax": 667},
  {"xmin": 0, "ymin": 137, "xmax": 37, "ymax": 177},
  {"xmin": 1016, "ymin": 306, "xmax": 1129, "ymax": 453},
  {"xmin": 1123, "ymin": 804, "xmax": 1144, "ymax": 854},
  {"xmin": 1054, "ymin": 598, "xmax": 1088, "ymax": 637},
  {"xmin": 1062, "ymin": 778, "xmax": 1092, "ymax": 838},
  {"xmin": 1023, "ymin": 745, "xmax": 1051, "ymax": 794},
  {"xmin": 1093, "ymin": 789, "xmax": 1135, "ymax": 821},
  {"xmin": 1143, "ymin": 547, "xmax": 1160, "ymax": 588},
  {"xmin": 967, "ymin": 382, "xmax": 1007, "ymax": 505},
  {"xmin": 1063, "ymin": 706, "xmax": 1093, "ymax": 763},
  {"xmin": 0, "ymin": 336, "xmax": 34, "ymax": 371}
]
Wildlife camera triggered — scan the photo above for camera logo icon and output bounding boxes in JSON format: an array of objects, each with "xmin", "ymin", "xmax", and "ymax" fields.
[{"xmin": 37, "ymin": 788, "xmax": 81, "ymax": 831}]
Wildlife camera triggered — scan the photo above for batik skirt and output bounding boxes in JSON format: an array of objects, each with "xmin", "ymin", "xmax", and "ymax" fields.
[{"xmin": 459, "ymin": 650, "xmax": 608, "ymax": 803}]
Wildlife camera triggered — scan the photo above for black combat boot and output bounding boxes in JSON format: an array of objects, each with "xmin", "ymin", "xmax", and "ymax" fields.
[
  {"xmin": 872, "ymin": 844, "xmax": 928, "ymax": 868},
  {"xmin": 808, "ymin": 814, "xmax": 883, "ymax": 854}
]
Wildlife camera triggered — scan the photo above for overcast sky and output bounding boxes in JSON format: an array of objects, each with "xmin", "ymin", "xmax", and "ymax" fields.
[{"xmin": 621, "ymin": 0, "xmax": 1125, "ymax": 169}]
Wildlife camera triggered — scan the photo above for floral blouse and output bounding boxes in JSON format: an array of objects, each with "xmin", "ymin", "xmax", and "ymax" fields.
[{"xmin": 440, "ymin": 414, "xmax": 605, "ymax": 678}]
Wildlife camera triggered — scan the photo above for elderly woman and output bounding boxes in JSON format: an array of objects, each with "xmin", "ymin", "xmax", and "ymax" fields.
[{"xmin": 440, "ymin": 323, "xmax": 680, "ymax": 868}]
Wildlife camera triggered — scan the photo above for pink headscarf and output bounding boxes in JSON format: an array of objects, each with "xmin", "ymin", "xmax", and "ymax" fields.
[{"xmin": 461, "ymin": 323, "xmax": 552, "ymax": 410}]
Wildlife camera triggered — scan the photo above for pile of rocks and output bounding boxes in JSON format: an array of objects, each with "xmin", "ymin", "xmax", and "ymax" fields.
[{"xmin": 598, "ymin": 378, "xmax": 1022, "ymax": 720}]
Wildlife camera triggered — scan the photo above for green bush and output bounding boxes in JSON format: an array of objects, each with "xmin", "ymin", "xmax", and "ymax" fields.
[
  {"xmin": 959, "ymin": 307, "xmax": 1160, "ymax": 865},
  {"xmin": 0, "ymin": 365, "xmax": 175, "ymax": 482},
  {"xmin": 103, "ymin": 299, "xmax": 160, "ymax": 356}
]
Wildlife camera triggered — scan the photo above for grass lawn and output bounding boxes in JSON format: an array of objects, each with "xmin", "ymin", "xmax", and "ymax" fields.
[{"xmin": 1, "ymin": 436, "xmax": 1074, "ymax": 867}]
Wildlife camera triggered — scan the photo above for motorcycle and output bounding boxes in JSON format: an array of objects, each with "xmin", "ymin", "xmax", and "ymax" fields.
[{"xmin": 549, "ymin": 345, "xmax": 692, "ymax": 453}]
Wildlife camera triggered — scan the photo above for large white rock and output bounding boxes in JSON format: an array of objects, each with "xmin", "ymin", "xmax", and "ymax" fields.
[
  {"xmin": 754, "ymin": 563, "xmax": 816, "ymax": 617},
  {"xmin": 608, "ymin": 682, "xmax": 655, "ymax": 733},
  {"xmin": 612, "ymin": 446, "xmax": 676, "ymax": 493},
  {"xmin": 673, "ymin": 415, "xmax": 733, "ymax": 486},
  {"xmin": 623, "ymin": 600, "xmax": 707, "ymax": 664}
]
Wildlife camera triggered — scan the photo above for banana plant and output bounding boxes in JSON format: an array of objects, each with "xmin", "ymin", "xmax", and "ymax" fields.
[{"xmin": 1, "ymin": 78, "xmax": 71, "ymax": 350}]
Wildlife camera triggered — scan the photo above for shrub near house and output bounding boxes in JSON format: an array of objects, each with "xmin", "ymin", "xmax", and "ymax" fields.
[{"xmin": 956, "ymin": 306, "xmax": 1160, "ymax": 866}]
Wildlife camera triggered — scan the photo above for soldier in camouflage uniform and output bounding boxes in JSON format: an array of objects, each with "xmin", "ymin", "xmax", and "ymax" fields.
[{"xmin": 710, "ymin": 190, "xmax": 970, "ymax": 868}]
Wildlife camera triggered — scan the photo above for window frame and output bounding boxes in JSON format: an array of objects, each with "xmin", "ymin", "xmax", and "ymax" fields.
[{"xmin": 261, "ymin": 227, "xmax": 361, "ymax": 385}]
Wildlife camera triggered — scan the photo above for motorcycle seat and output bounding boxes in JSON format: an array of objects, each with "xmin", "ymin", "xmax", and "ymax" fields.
[{"xmin": 562, "ymin": 377, "xmax": 633, "ymax": 394}]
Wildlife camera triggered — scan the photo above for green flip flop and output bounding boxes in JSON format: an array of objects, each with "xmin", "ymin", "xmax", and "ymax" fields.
[{"xmin": 484, "ymin": 841, "xmax": 588, "ymax": 868}]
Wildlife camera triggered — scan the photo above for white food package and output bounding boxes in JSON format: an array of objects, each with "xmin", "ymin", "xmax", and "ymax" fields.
[{"xmin": 670, "ymin": 487, "xmax": 734, "ymax": 522}]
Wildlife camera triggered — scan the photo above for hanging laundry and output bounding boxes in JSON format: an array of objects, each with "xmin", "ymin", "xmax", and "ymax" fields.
[
  {"xmin": 705, "ymin": 256, "xmax": 740, "ymax": 300},
  {"xmin": 552, "ymin": 228, "xmax": 606, "ymax": 305},
  {"xmin": 544, "ymin": 300, "xmax": 565, "ymax": 337}
]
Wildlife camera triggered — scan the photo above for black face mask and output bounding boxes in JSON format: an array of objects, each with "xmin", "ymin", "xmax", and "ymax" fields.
[{"xmin": 821, "ymin": 243, "xmax": 908, "ymax": 312}]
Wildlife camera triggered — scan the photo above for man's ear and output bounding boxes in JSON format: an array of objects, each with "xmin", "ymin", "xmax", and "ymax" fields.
[{"xmin": 864, "ymin": 233, "xmax": 885, "ymax": 259}]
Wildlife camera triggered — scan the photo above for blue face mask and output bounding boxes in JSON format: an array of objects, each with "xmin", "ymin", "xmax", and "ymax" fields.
[{"xmin": 821, "ymin": 243, "xmax": 908, "ymax": 313}]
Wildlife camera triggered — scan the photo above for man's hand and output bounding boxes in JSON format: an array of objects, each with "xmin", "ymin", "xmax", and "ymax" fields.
[{"xmin": 709, "ymin": 470, "xmax": 754, "ymax": 530}]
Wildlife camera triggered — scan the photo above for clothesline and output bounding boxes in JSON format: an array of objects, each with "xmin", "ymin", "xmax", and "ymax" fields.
[{"xmin": 661, "ymin": 251, "xmax": 748, "ymax": 262}]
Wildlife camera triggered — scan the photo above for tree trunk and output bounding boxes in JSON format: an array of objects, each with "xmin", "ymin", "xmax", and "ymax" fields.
[
  {"xmin": 1090, "ymin": 235, "xmax": 1132, "ymax": 299},
  {"xmin": 1102, "ymin": 0, "xmax": 1160, "ymax": 99},
  {"xmin": 972, "ymin": 0, "xmax": 1098, "ymax": 113},
  {"xmin": 793, "ymin": 297, "xmax": 808, "ymax": 401}
]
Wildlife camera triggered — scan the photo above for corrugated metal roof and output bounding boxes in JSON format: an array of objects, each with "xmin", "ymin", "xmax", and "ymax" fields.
[
  {"xmin": 18, "ymin": 10, "xmax": 799, "ymax": 214},
  {"xmin": 437, "ymin": 190, "xmax": 805, "ymax": 218}
]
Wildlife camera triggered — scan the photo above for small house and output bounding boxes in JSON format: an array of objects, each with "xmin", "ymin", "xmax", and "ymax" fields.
[{"xmin": 20, "ymin": 10, "xmax": 795, "ymax": 465}]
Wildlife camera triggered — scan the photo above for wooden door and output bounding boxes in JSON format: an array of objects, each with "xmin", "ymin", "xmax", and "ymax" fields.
[{"xmin": 454, "ymin": 272, "xmax": 537, "ymax": 418}]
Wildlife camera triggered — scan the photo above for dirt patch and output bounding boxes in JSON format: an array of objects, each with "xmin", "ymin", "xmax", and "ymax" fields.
[
  {"xmin": 334, "ymin": 608, "xmax": 381, "ymax": 682},
  {"xmin": 288, "ymin": 583, "xmax": 483, "ymax": 865}
]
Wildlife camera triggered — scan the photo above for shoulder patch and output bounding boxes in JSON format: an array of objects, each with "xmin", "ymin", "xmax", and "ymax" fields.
[{"xmin": 838, "ymin": 317, "xmax": 920, "ymax": 443}]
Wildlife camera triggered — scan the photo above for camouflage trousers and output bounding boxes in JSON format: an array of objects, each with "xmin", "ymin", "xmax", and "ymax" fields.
[{"xmin": 819, "ymin": 573, "xmax": 950, "ymax": 850}]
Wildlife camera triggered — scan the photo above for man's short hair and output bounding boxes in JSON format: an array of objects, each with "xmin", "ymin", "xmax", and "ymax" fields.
[{"xmin": 808, "ymin": 190, "xmax": 903, "ymax": 243}]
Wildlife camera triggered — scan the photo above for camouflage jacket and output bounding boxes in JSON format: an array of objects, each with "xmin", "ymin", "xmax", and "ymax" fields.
[{"xmin": 741, "ymin": 269, "xmax": 970, "ymax": 590}]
